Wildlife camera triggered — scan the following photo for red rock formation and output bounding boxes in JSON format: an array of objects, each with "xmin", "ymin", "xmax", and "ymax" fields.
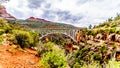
[
  {"xmin": 0, "ymin": 5, "xmax": 16, "ymax": 20},
  {"xmin": 0, "ymin": 5, "xmax": 7, "ymax": 14},
  {"xmin": 77, "ymin": 31, "xmax": 82, "ymax": 42},
  {"xmin": 36, "ymin": 18, "xmax": 50, "ymax": 22},
  {"xmin": 26, "ymin": 17, "xmax": 36, "ymax": 21},
  {"xmin": 26, "ymin": 17, "xmax": 50, "ymax": 22},
  {"xmin": 0, "ymin": 5, "xmax": 52, "ymax": 22},
  {"xmin": 64, "ymin": 45, "xmax": 73, "ymax": 51}
]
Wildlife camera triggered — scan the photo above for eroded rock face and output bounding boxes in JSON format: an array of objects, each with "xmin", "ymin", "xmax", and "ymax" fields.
[
  {"xmin": 115, "ymin": 34, "xmax": 120, "ymax": 42},
  {"xmin": 107, "ymin": 33, "xmax": 120, "ymax": 42},
  {"xmin": 0, "ymin": 5, "xmax": 16, "ymax": 20},
  {"xmin": 96, "ymin": 34, "xmax": 103, "ymax": 39},
  {"xmin": 102, "ymin": 33, "xmax": 109, "ymax": 40},
  {"xmin": 117, "ymin": 37, "xmax": 120, "ymax": 42},
  {"xmin": 108, "ymin": 34, "xmax": 114, "ymax": 41},
  {"xmin": 77, "ymin": 31, "xmax": 82, "ymax": 42},
  {"xmin": 87, "ymin": 35, "xmax": 94, "ymax": 40},
  {"xmin": 95, "ymin": 33, "xmax": 108, "ymax": 40},
  {"xmin": 26, "ymin": 17, "xmax": 51, "ymax": 22},
  {"xmin": 94, "ymin": 33, "xmax": 120, "ymax": 42}
]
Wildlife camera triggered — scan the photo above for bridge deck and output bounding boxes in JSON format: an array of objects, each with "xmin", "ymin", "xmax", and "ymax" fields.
[{"xmin": 38, "ymin": 27, "xmax": 80, "ymax": 42}]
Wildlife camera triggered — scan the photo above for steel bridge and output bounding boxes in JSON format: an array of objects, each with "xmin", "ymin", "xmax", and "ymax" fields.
[{"xmin": 38, "ymin": 27, "xmax": 80, "ymax": 41}]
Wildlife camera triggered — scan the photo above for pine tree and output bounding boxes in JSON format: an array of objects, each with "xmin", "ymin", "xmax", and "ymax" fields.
[{"xmin": 89, "ymin": 24, "xmax": 92, "ymax": 29}]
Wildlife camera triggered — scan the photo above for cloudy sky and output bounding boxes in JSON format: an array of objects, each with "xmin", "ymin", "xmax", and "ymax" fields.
[{"xmin": 2, "ymin": 0, "xmax": 120, "ymax": 27}]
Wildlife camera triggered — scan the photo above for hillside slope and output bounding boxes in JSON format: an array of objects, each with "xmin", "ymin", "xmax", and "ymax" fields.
[{"xmin": 0, "ymin": 44, "xmax": 39, "ymax": 68}]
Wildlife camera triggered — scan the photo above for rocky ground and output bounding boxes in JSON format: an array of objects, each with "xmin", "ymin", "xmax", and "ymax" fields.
[{"xmin": 0, "ymin": 44, "xmax": 40, "ymax": 68}]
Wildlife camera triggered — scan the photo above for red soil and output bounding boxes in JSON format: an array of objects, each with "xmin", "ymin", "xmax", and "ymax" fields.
[{"xmin": 0, "ymin": 44, "xmax": 40, "ymax": 68}]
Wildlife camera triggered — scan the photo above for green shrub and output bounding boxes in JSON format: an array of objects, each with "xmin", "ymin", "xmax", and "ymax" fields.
[
  {"xmin": 111, "ymin": 23, "xmax": 117, "ymax": 27},
  {"xmin": 107, "ymin": 60, "xmax": 120, "ymax": 68},
  {"xmin": 15, "ymin": 31, "xmax": 32, "ymax": 48},
  {"xmin": 73, "ymin": 62, "xmax": 81, "ymax": 68},
  {"xmin": 96, "ymin": 29, "xmax": 105, "ymax": 34},
  {"xmin": 87, "ymin": 30, "xmax": 95, "ymax": 36},
  {"xmin": 0, "ymin": 29, "xmax": 4, "ymax": 35},
  {"xmin": 39, "ymin": 50, "xmax": 67, "ymax": 68},
  {"xmin": 109, "ymin": 28, "xmax": 116, "ymax": 33},
  {"xmin": 97, "ymin": 22, "xmax": 109, "ymax": 27},
  {"xmin": 114, "ymin": 14, "xmax": 120, "ymax": 20},
  {"xmin": 4, "ymin": 26, "xmax": 12, "ymax": 33},
  {"xmin": 38, "ymin": 42, "xmax": 67, "ymax": 68},
  {"xmin": 80, "ymin": 61, "xmax": 102, "ymax": 68},
  {"xmin": 112, "ymin": 44, "xmax": 117, "ymax": 50},
  {"xmin": 29, "ymin": 31, "xmax": 39, "ymax": 47},
  {"xmin": 0, "ymin": 35, "xmax": 3, "ymax": 42},
  {"xmin": 44, "ymin": 42, "xmax": 55, "ymax": 50},
  {"xmin": 93, "ymin": 53, "xmax": 102, "ymax": 61},
  {"xmin": 38, "ymin": 42, "xmax": 55, "ymax": 56},
  {"xmin": 101, "ymin": 45, "xmax": 108, "ymax": 54},
  {"xmin": 12, "ymin": 30, "xmax": 39, "ymax": 48}
]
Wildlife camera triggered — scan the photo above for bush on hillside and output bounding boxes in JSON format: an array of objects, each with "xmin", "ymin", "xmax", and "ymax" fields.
[
  {"xmin": 114, "ymin": 14, "xmax": 120, "ymax": 20},
  {"xmin": 38, "ymin": 42, "xmax": 67, "ymax": 68},
  {"xmin": 39, "ymin": 50, "xmax": 67, "ymax": 68},
  {"xmin": 0, "ymin": 30, "xmax": 4, "ymax": 35},
  {"xmin": 12, "ymin": 30, "xmax": 39, "ymax": 48},
  {"xmin": 93, "ymin": 53, "xmax": 102, "ymax": 61},
  {"xmin": 96, "ymin": 29, "xmax": 105, "ymax": 34},
  {"xmin": 38, "ymin": 42, "xmax": 55, "ymax": 56},
  {"xmin": 42, "ymin": 42, "xmax": 55, "ymax": 51},
  {"xmin": 29, "ymin": 31, "xmax": 39, "ymax": 47},
  {"xmin": 109, "ymin": 28, "xmax": 116, "ymax": 33},
  {"xmin": 0, "ymin": 35, "xmax": 3, "ymax": 42},
  {"xmin": 87, "ymin": 30, "xmax": 96, "ymax": 36},
  {"xmin": 111, "ymin": 23, "xmax": 117, "ymax": 27},
  {"xmin": 0, "ymin": 18, "xmax": 7, "ymax": 23},
  {"xmin": 3, "ymin": 26, "xmax": 12, "ymax": 33},
  {"xmin": 14, "ymin": 31, "xmax": 32, "ymax": 48},
  {"xmin": 100, "ymin": 45, "xmax": 108, "ymax": 54}
]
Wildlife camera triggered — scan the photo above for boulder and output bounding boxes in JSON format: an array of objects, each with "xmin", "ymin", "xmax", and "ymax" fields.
[
  {"xmin": 96, "ymin": 34, "xmax": 103, "ymax": 39},
  {"xmin": 115, "ymin": 34, "xmax": 120, "ymax": 42},
  {"xmin": 87, "ymin": 35, "xmax": 94, "ymax": 40},
  {"xmin": 108, "ymin": 33, "xmax": 116, "ymax": 41}
]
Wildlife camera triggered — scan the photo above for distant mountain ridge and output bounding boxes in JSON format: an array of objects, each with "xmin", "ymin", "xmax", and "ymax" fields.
[
  {"xmin": 0, "ymin": 5, "xmax": 80, "ymax": 31},
  {"xmin": 26, "ymin": 17, "xmax": 51, "ymax": 23}
]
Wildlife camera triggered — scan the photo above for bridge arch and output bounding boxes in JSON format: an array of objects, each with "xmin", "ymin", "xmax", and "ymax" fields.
[{"xmin": 40, "ymin": 33, "xmax": 77, "ymax": 43}]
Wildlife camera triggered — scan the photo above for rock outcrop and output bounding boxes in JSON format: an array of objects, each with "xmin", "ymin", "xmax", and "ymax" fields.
[
  {"xmin": 26, "ymin": 17, "xmax": 51, "ymax": 22},
  {"xmin": 0, "ymin": 5, "xmax": 16, "ymax": 20}
]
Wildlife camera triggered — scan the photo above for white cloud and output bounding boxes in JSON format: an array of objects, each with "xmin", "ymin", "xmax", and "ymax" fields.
[{"xmin": 3, "ymin": 0, "xmax": 120, "ymax": 27}]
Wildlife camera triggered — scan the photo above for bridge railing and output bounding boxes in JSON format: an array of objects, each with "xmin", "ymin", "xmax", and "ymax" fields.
[{"xmin": 38, "ymin": 28, "xmax": 79, "ymax": 42}]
